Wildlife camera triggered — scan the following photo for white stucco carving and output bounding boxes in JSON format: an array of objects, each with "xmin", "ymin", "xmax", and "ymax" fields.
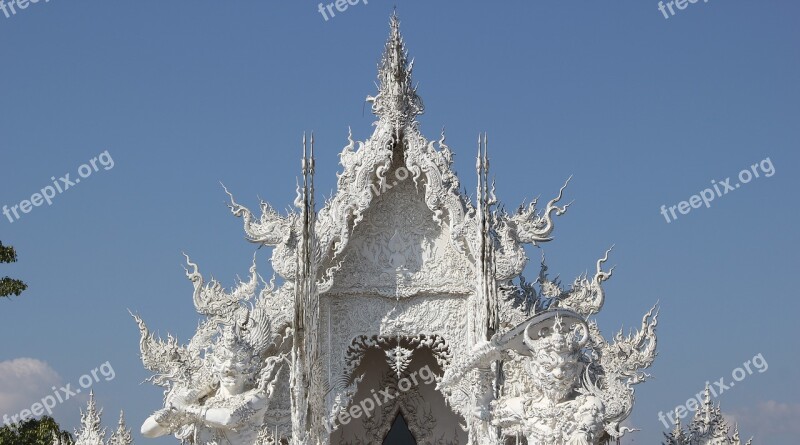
[
  {"xmin": 664, "ymin": 386, "xmax": 752, "ymax": 445},
  {"xmin": 134, "ymin": 12, "xmax": 663, "ymax": 445},
  {"xmin": 134, "ymin": 256, "xmax": 293, "ymax": 444},
  {"xmin": 67, "ymin": 391, "xmax": 133, "ymax": 445}
]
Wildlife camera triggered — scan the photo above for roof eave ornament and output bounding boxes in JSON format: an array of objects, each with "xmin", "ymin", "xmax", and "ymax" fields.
[{"xmin": 366, "ymin": 11, "xmax": 424, "ymax": 131}]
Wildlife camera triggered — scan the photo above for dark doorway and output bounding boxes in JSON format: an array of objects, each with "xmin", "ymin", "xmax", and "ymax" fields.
[{"xmin": 382, "ymin": 413, "xmax": 417, "ymax": 445}]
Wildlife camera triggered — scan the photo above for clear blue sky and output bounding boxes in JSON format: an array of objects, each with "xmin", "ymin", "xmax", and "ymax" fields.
[{"xmin": 1, "ymin": 1, "xmax": 798, "ymax": 444}]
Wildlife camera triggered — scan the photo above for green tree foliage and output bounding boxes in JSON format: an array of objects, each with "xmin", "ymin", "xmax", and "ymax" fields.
[
  {"xmin": 0, "ymin": 416, "xmax": 73, "ymax": 445},
  {"xmin": 0, "ymin": 241, "xmax": 27, "ymax": 298}
]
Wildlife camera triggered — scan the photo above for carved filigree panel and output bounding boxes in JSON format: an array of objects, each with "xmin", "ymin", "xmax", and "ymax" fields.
[
  {"xmin": 319, "ymin": 293, "xmax": 469, "ymax": 424},
  {"xmin": 328, "ymin": 175, "xmax": 474, "ymax": 298}
]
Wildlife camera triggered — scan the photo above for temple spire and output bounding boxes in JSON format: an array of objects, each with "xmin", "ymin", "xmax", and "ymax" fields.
[
  {"xmin": 107, "ymin": 411, "xmax": 133, "ymax": 445},
  {"xmin": 367, "ymin": 11, "xmax": 424, "ymax": 128},
  {"xmin": 74, "ymin": 390, "xmax": 105, "ymax": 445}
]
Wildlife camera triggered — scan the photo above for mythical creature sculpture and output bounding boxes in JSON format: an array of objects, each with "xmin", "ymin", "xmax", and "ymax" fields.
[
  {"xmin": 492, "ymin": 313, "xmax": 617, "ymax": 444},
  {"xmin": 440, "ymin": 249, "xmax": 658, "ymax": 445},
  {"xmin": 223, "ymin": 185, "xmax": 301, "ymax": 281},
  {"xmin": 135, "ymin": 256, "xmax": 292, "ymax": 445}
]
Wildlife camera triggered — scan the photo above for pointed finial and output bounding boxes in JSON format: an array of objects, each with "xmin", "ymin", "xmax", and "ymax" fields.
[
  {"xmin": 366, "ymin": 11, "xmax": 424, "ymax": 128},
  {"xmin": 86, "ymin": 389, "xmax": 97, "ymax": 413},
  {"xmin": 75, "ymin": 389, "xmax": 105, "ymax": 444},
  {"xmin": 309, "ymin": 132, "xmax": 315, "ymax": 175},
  {"xmin": 476, "ymin": 134, "xmax": 483, "ymax": 173},
  {"xmin": 301, "ymin": 132, "xmax": 308, "ymax": 175},
  {"xmin": 483, "ymin": 133, "xmax": 489, "ymax": 171},
  {"xmin": 108, "ymin": 409, "xmax": 133, "ymax": 445}
]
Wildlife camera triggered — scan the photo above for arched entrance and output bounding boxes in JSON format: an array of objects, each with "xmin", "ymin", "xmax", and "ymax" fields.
[
  {"xmin": 328, "ymin": 335, "xmax": 466, "ymax": 445},
  {"xmin": 384, "ymin": 413, "xmax": 417, "ymax": 445}
]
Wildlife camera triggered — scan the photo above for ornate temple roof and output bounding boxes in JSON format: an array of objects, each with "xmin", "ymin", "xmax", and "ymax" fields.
[
  {"xmin": 225, "ymin": 13, "xmax": 571, "ymax": 298},
  {"xmin": 135, "ymin": 13, "xmax": 661, "ymax": 445},
  {"xmin": 367, "ymin": 12, "xmax": 424, "ymax": 129}
]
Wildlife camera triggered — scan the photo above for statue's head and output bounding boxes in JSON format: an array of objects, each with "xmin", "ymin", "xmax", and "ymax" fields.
[
  {"xmin": 524, "ymin": 315, "xmax": 587, "ymax": 402},
  {"xmin": 575, "ymin": 395, "xmax": 605, "ymax": 429},
  {"xmin": 210, "ymin": 325, "xmax": 259, "ymax": 395}
]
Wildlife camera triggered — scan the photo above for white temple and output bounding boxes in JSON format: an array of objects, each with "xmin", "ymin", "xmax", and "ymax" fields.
[
  {"xmin": 663, "ymin": 386, "xmax": 752, "ymax": 445},
  {"xmin": 55, "ymin": 391, "xmax": 133, "ymax": 445},
  {"xmin": 131, "ymin": 13, "xmax": 666, "ymax": 445}
]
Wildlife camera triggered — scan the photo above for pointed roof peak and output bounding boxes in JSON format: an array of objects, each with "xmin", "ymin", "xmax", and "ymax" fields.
[
  {"xmin": 75, "ymin": 390, "xmax": 106, "ymax": 445},
  {"xmin": 388, "ymin": 9, "xmax": 406, "ymax": 50},
  {"xmin": 109, "ymin": 410, "xmax": 133, "ymax": 445},
  {"xmin": 367, "ymin": 11, "xmax": 424, "ymax": 129},
  {"xmin": 83, "ymin": 390, "xmax": 100, "ymax": 415}
]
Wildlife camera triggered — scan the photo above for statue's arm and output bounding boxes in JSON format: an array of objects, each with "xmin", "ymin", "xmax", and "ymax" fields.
[
  {"xmin": 185, "ymin": 390, "xmax": 269, "ymax": 429},
  {"xmin": 140, "ymin": 381, "xmax": 218, "ymax": 437},
  {"xmin": 140, "ymin": 409, "xmax": 175, "ymax": 438}
]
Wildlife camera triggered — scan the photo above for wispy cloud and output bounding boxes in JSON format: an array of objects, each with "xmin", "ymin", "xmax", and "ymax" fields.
[
  {"xmin": 729, "ymin": 400, "xmax": 800, "ymax": 437},
  {"xmin": 0, "ymin": 358, "xmax": 61, "ymax": 417}
]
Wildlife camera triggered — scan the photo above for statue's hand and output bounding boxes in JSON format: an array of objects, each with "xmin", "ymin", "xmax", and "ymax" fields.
[
  {"xmin": 166, "ymin": 384, "xmax": 212, "ymax": 411},
  {"xmin": 168, "ymin": 392, "xmax": 193, "ymax": 411},
  {"xmin": 153, "ymin": 407, "xmax": 177, "ymax": 426},
  {"xmin": 179, "ymin": 404, "xmax": 207, "ymax": 422}
]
